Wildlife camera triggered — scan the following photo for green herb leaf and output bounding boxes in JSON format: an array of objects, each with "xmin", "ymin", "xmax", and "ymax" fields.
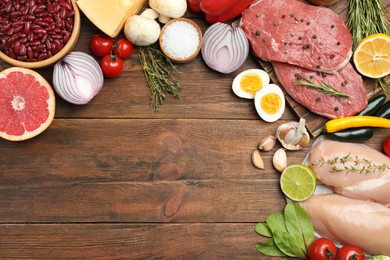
[
  {"xmin": 266, "ymin": 213, "xmax": 287, "ymax": 234},
  {"xmin": 273, "ymin": 230, "xmax": 307, "ymax": 258},
  {"xmin": 284, "ymin": 202, "xmax": 314, "ymax": 252},
  {"xmin": 255, "ymin": 223, "xmax": 272, "ymax": 237},
  {"xmin": 256, "ymin": 238, "xmax": 287, "ymax": 257}
]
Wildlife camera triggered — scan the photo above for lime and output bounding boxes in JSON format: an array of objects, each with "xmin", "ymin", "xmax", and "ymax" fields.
[{"xmin": 280, "ymin": 164, "xmax": 316, "ymax": 201}]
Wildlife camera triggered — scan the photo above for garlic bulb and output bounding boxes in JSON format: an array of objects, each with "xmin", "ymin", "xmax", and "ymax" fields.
[{"xmin": 276, "ymin": 118, "xmax": 310, "ymax": 150}]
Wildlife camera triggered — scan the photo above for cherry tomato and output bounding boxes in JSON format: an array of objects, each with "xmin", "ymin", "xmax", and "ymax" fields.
[
  {"xmin": 308, "ymin": 238, "xmax": 337, "ymax": 260},
  {"xmin": 90, "ymin": 35, "xmax": 114, "ymax": 57},
  {"xmin": 113, "ymin": 39, "xmax": 133, "ymax": 59},
  {"xmin": 100, "ymin": 55, "xmax": 123, "ymax": 78},
  {"xmin": 337, "ymin": 245, "xmax": 365, "ymax": 260},
  {"xmin": 384, "ymin": 135, "xmax": 390, "ymax": 157}
]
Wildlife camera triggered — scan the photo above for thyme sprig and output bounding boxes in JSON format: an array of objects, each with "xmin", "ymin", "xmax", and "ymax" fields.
[
  {"xmin": 311, "ymin": 153, "xmax": 390, "ymax": 175},
  {"xmin": 138, "ymin": 45, "xmax": 182, "ymax": 112},
  {"xmin": 294, "ymin": 75, "xmax": 351, "ymax": 99}
]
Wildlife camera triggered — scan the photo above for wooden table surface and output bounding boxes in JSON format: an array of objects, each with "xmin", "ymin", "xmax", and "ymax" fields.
[{"xmin": 0, "ymin": 1, "xmax": 389, "ymax": 259}]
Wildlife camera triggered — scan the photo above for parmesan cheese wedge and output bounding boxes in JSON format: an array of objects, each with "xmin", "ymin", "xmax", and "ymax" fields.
[{"xmin": 76, "ymin": 0, "xmax": 147, "ymax": 38}]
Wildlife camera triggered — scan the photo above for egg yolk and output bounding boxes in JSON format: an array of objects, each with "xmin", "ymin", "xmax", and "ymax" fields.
[
  {"xmin": 261, "ymin": 93, "xmax": 282, "ymax": 114},
  {"xmin": 240, "ymin": 73, "xmax": 263, "ymax": 95}
]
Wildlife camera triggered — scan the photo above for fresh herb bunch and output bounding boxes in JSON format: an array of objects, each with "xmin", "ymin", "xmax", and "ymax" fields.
[
  {"xmin": 138, "ymin": 45, "xmax": 182, "ymax": 112},
  {"xmin": 347, "ymin": 0, "xmax": 389, "ymax": 50},
  {"xmin": 347, "ymin": 0, "xmax": 389, "ymax": 93}
]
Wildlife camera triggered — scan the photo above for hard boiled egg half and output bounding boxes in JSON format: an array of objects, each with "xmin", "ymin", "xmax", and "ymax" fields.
[
  {"xmin": 254, "ymin": 84, "xmax": 285, "ymax": 122},
  {"xmin": 232, "ymin": 69, "xmax": 270, "ymax": 99}
]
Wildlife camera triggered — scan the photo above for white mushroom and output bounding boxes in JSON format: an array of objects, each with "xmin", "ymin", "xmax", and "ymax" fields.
[
  {"xmin": 124, "ymin": 9, "xmax": 161, "ymax": 46},
  {"xmin": 149, "ymin": 0, "xmax": 187, "ymax": 24}
]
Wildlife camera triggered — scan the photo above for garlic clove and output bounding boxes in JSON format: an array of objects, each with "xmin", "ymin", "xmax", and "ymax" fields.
[
  {"xmin": 252, "ymin": 149, "xmax": 265, "ymax": 169},
  {"xmin": 273, "ymin": 148, "xmax": 287, "ymax": 172},
  {"xmin": 276, "ymin": 118, "xmax": 310, "ymax": 150},
  {"xmin": 258, "ymin": 135, "xmax": 277, "ymax": 151}
]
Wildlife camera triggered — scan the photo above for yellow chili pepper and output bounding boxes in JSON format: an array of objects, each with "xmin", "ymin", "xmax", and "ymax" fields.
[{"xmin": 323, "ymin": 115, "xmax": 390, "ymax": 133}]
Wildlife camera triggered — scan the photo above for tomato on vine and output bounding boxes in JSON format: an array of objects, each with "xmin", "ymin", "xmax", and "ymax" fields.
[
  {"xmin": 100, "ymin": 55, "xmax": 123, "ymax": 78},
  {"xmin": 90, "ymin": 35, "xmax": 114, "ymax": 57},
  {"xmin": 308, "ymin": 238, "xmax": 337, "ymax": 260},
  {"xmin": 114, "ymin": 38, "xmax": 134, "ymax": 59},
  {"xmin": 337, "ymin": 245, "xmax": 365, "ymax": 260}
]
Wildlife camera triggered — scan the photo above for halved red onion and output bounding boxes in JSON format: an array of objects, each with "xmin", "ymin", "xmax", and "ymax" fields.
[
  {"xmin": 201, "ymin": 22, "xmax": 249, "ymax": 74},
  {"xmin": 53, "ymin": 52, "xmax": 104, "ymax": 105}
]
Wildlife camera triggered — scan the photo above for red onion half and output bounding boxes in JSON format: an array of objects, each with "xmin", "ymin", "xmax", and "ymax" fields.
[
  {"xmin": 201, "ymin": 22, "xmax": 249, "ymax": 74},
  {"xmin": 53, "ymin": 52, "xmax": 104, "ymax": 105}
]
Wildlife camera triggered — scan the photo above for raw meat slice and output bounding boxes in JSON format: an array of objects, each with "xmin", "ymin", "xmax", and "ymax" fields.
[
  {"xmin": 300, "ymin": 193, "xmax": 390, "ymax": 255},
  {"xmin": 241, "ymin": 0, "xmax": 353, "ymax": 73},
  {"xmin": 273, "ymin": 62, "xmax": 367, "ymax": 118},
  {"xmin": 307, "ymin": 139, "xmax": 390, "ymax": 205}
]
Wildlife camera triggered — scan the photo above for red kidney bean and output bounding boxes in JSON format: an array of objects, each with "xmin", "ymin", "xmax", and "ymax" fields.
[
  {"xmin": 30, "ymin": 40, "xmax": 41, "ymax": 46},
  {"xmin": 17, "ymin": 55, "xmax": 27, "ymax": 61},
  {"xmin": 1, "ymin": 24, "xmax": 10, "ymax": 32},
  {"xmin": 14, "ymin": 25, "xmax": 23, "ymax": 33},
  {"xmin": 59, "ymin": 6, "xmax": 66, "ymax": 19},
  {"xmin": 19, "ymin": 44, "xmax": 26, "ymax": 56},
  {"xmin": 5, "ymin": 2, "xmax": 12, "ymax": 13},
  {"xmin": 19, "ymin": 37, "xmax": 28, "ymax": 44},
  {"xmin": 46, "ymin": 4, "xmax": 54, "ymax": 13},
  {"xmin": 37, "ymin": 53, "xmax": 47, "ymax": 61},
  {"xmin": 24, "ymin": 21, "xmax": 31, "ymax": 33},
  {"xmin": 21, "ymin": 5, "xmax": 29, "ymax": 15},
  {"xmin": 34, "ymin": 28, "xmax": 46, "ymax": 34},
  {"xmin": 8, "ymin": 49, "xmax": 16, "ymax": 59},
  {"xmin": 45, "ymin": 23, "xmax": 55, "ymax": 32},
  {"xmin": 60, "ymin": 1, "xmax": 72, "ymax": 11},
  {"xmin": 28, "ymin": 5, "xmax": 37, "ymax": 15},
  {"xmin": 27, "ymin": 31, "xmax": 34, "ymax": 42},
  {"xmin": 13, "ymin": 41, "xmax": 21, "ymax": 55},
  {"xmin": 27, "ymin": 46, "xmax": 33, "ymax": 59}
]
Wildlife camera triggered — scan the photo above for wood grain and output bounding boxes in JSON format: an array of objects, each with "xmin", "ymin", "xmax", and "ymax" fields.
[{"xmin": 0, "ymin": 224, "xmax": 288, "ymax": 259}]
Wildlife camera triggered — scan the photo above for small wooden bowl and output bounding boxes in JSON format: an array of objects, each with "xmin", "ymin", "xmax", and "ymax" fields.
[
  {"xmin": 159, "ymin": 18, "xmax": 202, "ymax": 63},
  {"xmin": 0, "ymin": 0, "xmax": 81, "ymax": 69}
]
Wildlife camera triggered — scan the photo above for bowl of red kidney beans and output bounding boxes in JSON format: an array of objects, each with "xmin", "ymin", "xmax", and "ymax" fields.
[{"xmin": 0, "ymin": 0, "xmax": 80, "ymax": 69}]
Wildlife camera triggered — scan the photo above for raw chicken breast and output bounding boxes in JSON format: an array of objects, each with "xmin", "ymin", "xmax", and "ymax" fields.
[
  {"xmin": 308, "ymin": 139, "xmax": 390, "ymax": 205},
  {"xmin": 301, "ymin": 193, "xmax": 390, "ymax": 255}
]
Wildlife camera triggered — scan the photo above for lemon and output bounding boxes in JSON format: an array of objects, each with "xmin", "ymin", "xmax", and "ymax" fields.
[
  {"xmin": 353, "ymin": 33, "xmax": 390, "ymax": 79},
  {"xmin": 280, "ymin": 164, "xmax": 316, "ymax": 202}
]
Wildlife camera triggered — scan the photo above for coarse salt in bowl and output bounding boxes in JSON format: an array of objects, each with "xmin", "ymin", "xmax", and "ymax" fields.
[{"xmin": 159, "ymin": 18, "xmax": 202, "ymax": 63}]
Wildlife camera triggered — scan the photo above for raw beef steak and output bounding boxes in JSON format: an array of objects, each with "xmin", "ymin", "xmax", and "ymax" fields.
[
  {"xmin": 273, "ymin": 62, "xmax": 367, "ymax": 119},
  {"xmin": 241, "ymin": 0, "xmax": 353, "ymax": 73}
]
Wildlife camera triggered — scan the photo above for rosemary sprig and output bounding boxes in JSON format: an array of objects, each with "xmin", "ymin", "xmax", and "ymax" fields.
[
  {"xmin": 311, "ymin": 153, "xmax": 390, "ymax": 175},
  {"xmin": 294, "ymin": 75, "xmax": 351, "ymax": 99},
  {"xmin": 347, "ymin": 0, "xmax": 389, "ymax": 50},
  {"xmin": 138, "ymin": 45, "xmax": 182, "ymax": 112}
]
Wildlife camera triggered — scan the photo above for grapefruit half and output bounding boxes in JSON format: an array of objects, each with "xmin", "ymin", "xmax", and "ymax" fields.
[{"xmin": 0, "ymin": 67, "xmax": 55, "ymax": 141}]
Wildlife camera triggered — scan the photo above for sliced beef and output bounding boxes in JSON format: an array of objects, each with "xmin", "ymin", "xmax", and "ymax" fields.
[
  {"xmin": 272, "ymin": 62, "xmax": 367, "ymax": 118},
  {"xmin": 241, "ymin": 0, "xmax": 353, "ymax": 73}
]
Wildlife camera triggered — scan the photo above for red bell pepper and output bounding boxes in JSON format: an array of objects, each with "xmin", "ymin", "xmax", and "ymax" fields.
[{"xmin": 187, "ymin": 0, "xmax": 253, "ymax": 23}]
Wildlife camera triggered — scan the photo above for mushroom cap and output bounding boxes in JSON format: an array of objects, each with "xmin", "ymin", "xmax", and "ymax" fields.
[
  {"xmin": 149, "ymin": 0, "xmax": 187, "ymax": 18},
  {"xmin": 124, "ymin": 15, "xmax": 161, "ymax": 46}
]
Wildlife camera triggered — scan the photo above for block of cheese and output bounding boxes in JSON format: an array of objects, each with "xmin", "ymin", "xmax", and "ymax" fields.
[{"xmin": 76, "ymin": 0, "xmax": 147, "ymax": 38}]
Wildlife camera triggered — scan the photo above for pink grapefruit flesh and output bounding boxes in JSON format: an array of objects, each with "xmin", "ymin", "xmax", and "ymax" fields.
[{"xmin": 0, "ymin": 67, "xmax": 55, "ymax": 141}]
